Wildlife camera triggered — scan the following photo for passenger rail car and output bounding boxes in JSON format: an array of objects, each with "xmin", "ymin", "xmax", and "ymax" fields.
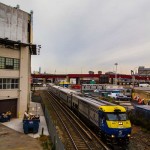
[{"xmin": 48, "ymin": 84, "xmax": 132, "ymax": 146}]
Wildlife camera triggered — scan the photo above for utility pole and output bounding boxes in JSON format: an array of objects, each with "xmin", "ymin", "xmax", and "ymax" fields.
[{"xmin": 114, "ymin": 63, "xmax": 118, "ymax": 85}]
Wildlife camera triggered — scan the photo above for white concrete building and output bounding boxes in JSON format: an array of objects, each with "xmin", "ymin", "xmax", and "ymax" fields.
[{"xmin": 0, "ymin": 3, "xmax": 37, "ymax": 118}]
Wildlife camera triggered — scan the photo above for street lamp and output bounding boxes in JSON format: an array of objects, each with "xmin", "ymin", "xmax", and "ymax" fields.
[{"xmin": 114, "ymin": 63, "xmax": 118, "ymax": 85}]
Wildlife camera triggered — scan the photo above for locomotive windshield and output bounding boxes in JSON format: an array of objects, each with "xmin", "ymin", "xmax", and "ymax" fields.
[{"xmin": 106, "ymin": 113, "xmax": 128, "ymax": 121}]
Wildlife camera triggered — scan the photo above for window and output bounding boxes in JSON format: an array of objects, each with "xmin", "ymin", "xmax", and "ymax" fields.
[
  {"xmin": 6, "ymin": 79, "xmax": 11, "ymax": 89},
  {"xmin": 0, "ymin": 57, "xmax": 5, "ymax": 69},
  {"xmin": 106, "ymin": 113, "xmax": 128, "ymax": 121},
  {"xmin": 14, "ymin": 59, "xmax": 20, "ymax": 70},
  {"xmin": 5, "ymin": 58, "xmax": 13, "ymax": 69},
  {"xmin": 11, "ymin": 79, "xmax": 19, "ymax": 89},
  {"xmin": 2, "ymin": 78, "xmax": 11, "ymax": 89},
  {"xmin": 0, "ymin": 57, "xmax": 20, "ymax": 70},
  {"xmin": 0, "ymin": 78, "xmax": 19, "ymax": 89},
  {"xmin": 11, "ymin": 79, "xmax": 15, "ymax": 89},
  {"xmin": 3, "ymin": 78, "xmax": 6, "ymax": 89},
  {"xmin": 14, "ymin": 79, "xmax": 19, "ymax": 88},
  {"xmin": 0, "ymin": 78, "xmax": 2, "ymax": 89}
]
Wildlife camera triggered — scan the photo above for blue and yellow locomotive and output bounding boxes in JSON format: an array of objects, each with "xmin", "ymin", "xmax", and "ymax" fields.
[
  {"xmin": 99, "ymin": 105, "xmax": 131, "ymax": 145},
  {"xmin": 48, "ymin": 84, "xmax": 132, "ymax": 146}
]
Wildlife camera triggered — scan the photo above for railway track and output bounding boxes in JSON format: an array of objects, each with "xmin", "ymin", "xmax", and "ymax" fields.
[{"xmin": 47, "ymin": 91, "xmax": 110, "ymax": 150}]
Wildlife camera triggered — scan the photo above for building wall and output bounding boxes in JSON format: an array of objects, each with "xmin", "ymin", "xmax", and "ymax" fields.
[
  {"xmin": 0, "ymin": 48, "xmax": 20, "ymax": 58},
  {"xmin": 0, "ymin": 3, "xmax": 29, "ymax": 43},
  {"xmin": 19, "ymin": 46, "xmax": 30, "ymax": 117},
  {"xmin": 0, "ymin": 2, "xmax": 35, "ymax": 118},
  {"xmin": 138, "ymin": 66, "xmax": 150, "ymax": 76},
  {"xmin": 0, "ymin": 90, "xmax": 18, "ymax": 100},
  {"xmin": 0, "ymin": 69, "xmax": 19, "ymax": 77},
  {"xmin": 0, "ymin": 46, "xmax": 31, "ymax": 117}
]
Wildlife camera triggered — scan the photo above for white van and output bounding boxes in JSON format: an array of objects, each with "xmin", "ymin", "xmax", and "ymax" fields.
[{"xmin": 139, "ymin": 83, "xmax": 150, "ymax": 87}]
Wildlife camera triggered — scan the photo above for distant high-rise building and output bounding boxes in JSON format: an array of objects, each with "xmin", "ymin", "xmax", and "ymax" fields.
[{"xmin": 39, "ymin": 67, "xmax": 41, "ymax": 74}]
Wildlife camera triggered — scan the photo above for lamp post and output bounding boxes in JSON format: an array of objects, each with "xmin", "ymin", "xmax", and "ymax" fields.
[{"xmin": 114, "ymin": 63, "xmax": 118, "ymax": 85}]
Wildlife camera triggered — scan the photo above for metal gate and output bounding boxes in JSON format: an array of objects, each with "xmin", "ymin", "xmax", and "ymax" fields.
[{"xmin": 0, "ymin": 99, "xmax": 17, "ymax": 117}]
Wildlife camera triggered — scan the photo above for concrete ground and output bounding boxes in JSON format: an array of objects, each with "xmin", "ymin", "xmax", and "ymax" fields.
[
  {"xmin": 0, "ymin": 123, "xmax": 43, "ymax": 150},
  {"xmin": 0, "ymin": 101, "xmax": 49, "ymax": 150},
  {"xmin": 2, "ymin": 102, "xmax": 49, "ymax": 138}
]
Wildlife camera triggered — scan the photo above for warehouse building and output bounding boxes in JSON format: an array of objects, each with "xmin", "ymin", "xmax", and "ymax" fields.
[
  {"xmin": 138, "ymin": 66, "xmax": 150, "ymax": 77},
  {"xmin": 0, "ymin": 3, "xmax": 37, "ymax": 117}
]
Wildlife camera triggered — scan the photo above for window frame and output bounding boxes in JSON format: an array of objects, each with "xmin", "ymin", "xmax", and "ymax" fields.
[
  {"xmin": 0, "ymin": 78, "xmax": 19, "ymax": 89},
  {"xmin": 0, "ymin": 57, "xmax": 20, "ymax": 70},
  {"xmin": 0, "ymin": 57, "xmax": 5, "ymax": 69}
]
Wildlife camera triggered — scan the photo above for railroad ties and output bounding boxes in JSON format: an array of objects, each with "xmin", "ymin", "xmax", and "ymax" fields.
[{"xmin": 47, "ymin": 91, "xmax": 109, "ymax": 150}]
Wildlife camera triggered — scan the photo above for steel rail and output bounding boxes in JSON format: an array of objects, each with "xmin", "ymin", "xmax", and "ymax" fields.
[
  {"xmin": 48, "ymin": 90, "xmax": 110, "ymax": 150},
  {"xmin": 48, "ymin": 95, "xmax": 78, "ymax": 150},
  {"xmin": 48, "ymin": 91, "xmax": 93, "ymax": 150}
]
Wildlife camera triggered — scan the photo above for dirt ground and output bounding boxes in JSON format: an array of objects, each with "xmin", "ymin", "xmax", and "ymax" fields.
[
  {"xmin": 129, "ymin": 125, "xmax": 150, "ymax": 150},
  {"xmin": 0, "ymin": 123, "xmax": 43, "ymax": 150}
]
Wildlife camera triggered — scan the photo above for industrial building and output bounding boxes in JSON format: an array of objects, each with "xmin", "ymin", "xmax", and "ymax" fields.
[
  {"xmin": 0, "ymin": 3, "xmax": 37, "ymax": 117},
  {"xmin": 138, "ymin": 66, "xmax": 150, "ymax": 77}
]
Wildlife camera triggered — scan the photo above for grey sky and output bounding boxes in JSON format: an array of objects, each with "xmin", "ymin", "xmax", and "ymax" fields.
[{"xmin": 1, "ymin": 0, "xmax": 150, "ymax": 74}]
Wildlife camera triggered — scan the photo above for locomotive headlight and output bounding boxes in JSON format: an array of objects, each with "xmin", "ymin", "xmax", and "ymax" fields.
[
  {"xmin": 118, "ymin": 122, "xmax": 123, "ymax": 125},
  {"xmin": 127, "ymin": 134, "xmax": 131, "ymax": 137},
  {"xmin": 111, "ymin": 135, "xmax": 115, "ymax": 138}
]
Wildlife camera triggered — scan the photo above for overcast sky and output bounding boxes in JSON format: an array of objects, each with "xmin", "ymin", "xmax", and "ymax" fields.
[{"xmin": 1, "ymin": 0, "xmax": 150, "ymax": 74}]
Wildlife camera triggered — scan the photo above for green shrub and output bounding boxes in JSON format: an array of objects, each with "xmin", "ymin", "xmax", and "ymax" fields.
[
  {"xmin": 39, "ymin": 135, "xmax": 52, "ymax": 150},
  {"xmin": 128, "ymin": 111, "xmax": 150, "ymax": 131}
]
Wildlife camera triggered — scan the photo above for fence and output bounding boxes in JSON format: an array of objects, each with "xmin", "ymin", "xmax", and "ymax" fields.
[
  {"xmin": 31, "ymin": 93, "xmax": 42, "ymax": 103},
  {"xmin": 41, "ymin": 101, "xmax": 65, "ymax": 150}
]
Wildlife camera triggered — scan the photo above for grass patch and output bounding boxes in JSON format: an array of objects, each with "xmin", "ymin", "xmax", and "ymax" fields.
[
  {"xmin": 38, "ymin": 135, "xmax": 52, "ymax": 150},
  {"xmin": 128, "ymin": 110, "xmax": 150, "ymax": 132}
]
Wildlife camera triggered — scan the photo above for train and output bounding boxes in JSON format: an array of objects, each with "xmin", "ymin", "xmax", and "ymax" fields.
[{"xmin": 48, "ymin": 84, "xmax": 132, "ymax": 146}]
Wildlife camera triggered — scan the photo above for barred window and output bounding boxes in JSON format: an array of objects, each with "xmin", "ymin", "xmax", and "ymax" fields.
[
  {"xmin": 11, "ymin": 79, "xmax": 19, "ymax": 89},
  {"xmin": 0, "ymin": 78, "xmax": 2, "ymax": 89},
  {"xmin": 0, "ymin": 57, "xmax": 20, "ymax": 70},
  {"xmin": 0, "ymin": 78, "xmax": 19, "ymax": 89},
  {"xmin": 3, "ymin": 78, "xmax": 6, "ymax": 89},
  {"xmin": 3, "ymin": 78, "xmax": 11, "ymax": 89},
  {"xmin": 0, "ymin": 57, "xmax": 5, "ymax": 69},
  {"xmin": 6, "ymin": 79, "xmax": 11, "ymax": 89},
  {"xmin": 14, "ymin": 59, "xmax": 20, "ymax": 70},
  {"xmin": 6, "ymin": 58, "xmax": 13, "ymax": 69}
]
